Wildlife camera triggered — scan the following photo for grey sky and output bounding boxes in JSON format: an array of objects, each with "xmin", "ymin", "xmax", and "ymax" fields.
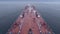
[{"xmin": 0, "ymin": 0, "xmax": 60, "ymax": 2}]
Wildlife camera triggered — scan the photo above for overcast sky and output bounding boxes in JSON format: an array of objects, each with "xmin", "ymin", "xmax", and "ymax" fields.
[{"xmin": 0, "ymin": 0, "xmax": 60, "ymax": 2}]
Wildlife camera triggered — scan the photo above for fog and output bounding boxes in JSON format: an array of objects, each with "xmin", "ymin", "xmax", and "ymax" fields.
[{"xmin": 0, "ymin": 2, "xmax": 60, "ymax": 34}]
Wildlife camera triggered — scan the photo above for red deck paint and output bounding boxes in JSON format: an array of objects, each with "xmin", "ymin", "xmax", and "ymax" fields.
[{"xmin": 7, "ymin": 5, "xmax": 54, "ymax": 34}]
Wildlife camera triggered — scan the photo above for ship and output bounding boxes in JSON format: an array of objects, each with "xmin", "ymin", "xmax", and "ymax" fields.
[{"xmin": 7, "ymin": 4, "xmax": 55, "ymax": 34}]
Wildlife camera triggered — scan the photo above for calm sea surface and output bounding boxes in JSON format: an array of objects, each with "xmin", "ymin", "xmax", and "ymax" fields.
[{"xmin": 0, "ymin": 2, "xmax": 60, "ymax": 34}]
